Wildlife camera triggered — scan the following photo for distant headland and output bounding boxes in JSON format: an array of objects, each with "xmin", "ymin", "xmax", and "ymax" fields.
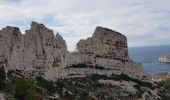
[{"xmin": 159, "ymin": 55, "xmax": 170, "ymax": 63}]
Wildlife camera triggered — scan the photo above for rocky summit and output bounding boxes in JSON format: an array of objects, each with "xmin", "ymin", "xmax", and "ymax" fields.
[
  {"xmin": 0, "ymin": 22, "xmax": 165, "ymax": 100},
  {"xmin": 0, "ymin": 22, "xmax": 147, "ymax": 80}
]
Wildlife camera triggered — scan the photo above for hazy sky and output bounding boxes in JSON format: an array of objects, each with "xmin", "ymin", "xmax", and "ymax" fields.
[{"xmin": 0, "ymin": 0, "xmax": 170, "ymax": 51}]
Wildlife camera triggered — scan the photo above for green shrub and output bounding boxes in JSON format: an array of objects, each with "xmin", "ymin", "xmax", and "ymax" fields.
[
  {"xmin": 162, "ymin": 79, "xmax": 170, "ymax": 88},
  {"xmin": 36, "ymin": 76, "xmax": 56, "ymax": 94},
  {"xmin": 0, "ymin": 70, "xmax": 45, "ymax": 100},
  {"xmin": 0, "ymin": 66, "xmax": 6, "ymax": 90},
  {"xmin": 112, "ymin": 74, "xmax": 155, "ymax": 89},
  {"xmin": 13, "ymin": 79, "xmax": 37, "ymax": 100},
  {"xmin": 158, "ymin": 78, "xmax": 170, "ymax": 100},
  {"xmin": 0, "ymin": 66, "xmax": 6, "ymax": 79}
]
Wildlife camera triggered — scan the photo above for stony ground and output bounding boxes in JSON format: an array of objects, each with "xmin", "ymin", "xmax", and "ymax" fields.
[{"xmin": 0, "ymin": 69, "xmax": 166, "ymax": 100}]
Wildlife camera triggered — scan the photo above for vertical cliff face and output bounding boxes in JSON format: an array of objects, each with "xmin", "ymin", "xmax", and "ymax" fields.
[
  {"xmin": 0, "ymin": 22, "xmax": 148, "ymax": 80},
  {"xmin": 0, "ymin": 22, "xmax": 164, "ymax": 100},
  {"xmin": 23, "ymin": 22, "xmax": 67, "ymax": 71},
  {"xmin": 69, "ymin": 26, "xmax": 147, "ymax": 80},
  {"xmin": 0, "ymin": 26, "xmax": 24, "ymax": 70},
  {"xmin": 76, "ymin": 26, "xmax": 128, "ymax": 59},
  {"xmin": 0, "ymin": 22, "xmax": 68, "ymax": 77},
  {"xmin": 44, "ymin": 26, "xmax": 148, "ymax": 80}
]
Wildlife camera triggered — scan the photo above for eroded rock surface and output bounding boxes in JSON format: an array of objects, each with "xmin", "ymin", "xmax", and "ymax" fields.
[
  {"xmin": 76, "ymin": 26, "xmax": 128, "ymax": 59},
  {"xmin": 0, "ymin": 21, "xmax": 148, "ymax": 80},
  {"xmin": 0, "ymin": 22, "xmax": 67, "ymax": 77},
  {"xmin": 0, "ymin": 26, "xmax": 24, "ymax": 70},
  {"xmin": 0, "ymin": 22, "xmax": 163, "ymax": 100}
]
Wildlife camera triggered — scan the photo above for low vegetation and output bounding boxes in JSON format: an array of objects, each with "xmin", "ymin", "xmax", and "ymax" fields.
[
  {"xmin": 0, "ymin": 68, "xmax": 44, "ymax": 100},
  {"xmin": 0, "ymin": 66, "xmax": 6, "ymax": 90},
  {"xmin": 35, "ymin": 74, "xmax": 156, "ymax": 99},
  {"xmin": 158, "ymin": 78, "xmax": 170, "ymax": 100},
  {"xmin": 0, "ymin": 66, "xmax": 167, "ymax": 100}
]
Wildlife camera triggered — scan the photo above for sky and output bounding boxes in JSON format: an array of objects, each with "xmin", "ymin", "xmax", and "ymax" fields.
[{"xmin": 0, "ymin": 0, "xmax": 170, "ymax": 51}]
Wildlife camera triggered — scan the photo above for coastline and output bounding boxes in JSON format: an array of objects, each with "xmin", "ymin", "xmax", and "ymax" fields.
[
  {"xmin": 159, "ymin": 55, "xmax": 170, "ymax": 63},
  {"xmin": 152, "ymin": 72, "xmax": 170, "ymax": 82}
]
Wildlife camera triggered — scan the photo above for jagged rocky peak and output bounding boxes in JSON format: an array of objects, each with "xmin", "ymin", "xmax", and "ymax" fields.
[
  {"xmin": 23, "ymin": 21, "xmax": 67, "ymax": 70},
  {"xmin": 2, "ymin": 26, "xmax": 20, "ymax": 32},
  {"xmin": 25, "ymin": 21, "xmax": 54, "ymax": 37},
  {"xmin": 27, "ymin": 21, "xmax": 66, "ymax": 45},
  {"xmin": 0, "ymin": 22, "xmax": 148, "ymax": 81},
  {"xmin": 0, "ymin": 21, "xmax": 68, "ymax": 71},
  {"xmin": 0, "ymin": 25, "xmax": 24, "ymax": 70},
  {"xmin": 76, "ymin": 26, "xmax": 128, "ymax": 59},
  {"xmin": 31, "ymin": 21, "xmax": 47, "ymax": 30},
  {"xmin": 25, "ymin": 21, "xmax": 66, "ymax": 47},
  {"xmin": 0, "ymin": 26, "xmax": 22, "ymax": 40},
  {"xmin": 92, "ymin": 26, "xmax": 126, "ymax": 38},
  {"xmin": 0, "ymin": 22, "xmax": 163, "ymax": 100}
]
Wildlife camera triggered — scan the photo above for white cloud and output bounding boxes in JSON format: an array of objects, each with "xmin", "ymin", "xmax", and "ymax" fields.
[{"xmin": 0, "ymin": 0, "xmax": 170, "ymax": 51}]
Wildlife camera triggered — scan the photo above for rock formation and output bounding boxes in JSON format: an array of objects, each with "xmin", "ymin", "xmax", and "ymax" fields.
[
  {"xmin": 0, "ymin": 93, "xmax": 5, "ymax": 100},
  {"xmin": 0, "ymin": 21, "xmax": 148, "ymax": 80},
  {"xmin": 0, "ymin": 22, "xmax": 164, "ymax": 100},
  {"xmin": 45, "ymin": 26, "xmax": 148, "ymax": 80},
  {"xmin": 0, "ymin": 22, "xmax": 68, "ymax": 77},
  {"xmin": 76, "ymin": 26, "xmax": 128, "ymax": 58},
  {"xmin": 159, "ymin": 55, "xmax": 170, "ymax": 63}
]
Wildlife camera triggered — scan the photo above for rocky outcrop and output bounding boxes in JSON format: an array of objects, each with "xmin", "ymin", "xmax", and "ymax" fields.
[
  {"xmin": 23, "ymin": 22, "xmax": 67, "ymax": 70},
  {"xmin": 159, "ymin": 55, "xmax": 170, "ymax": 63},
  {"xmin": 0, "ymin": 26, "xmax": 24, "ymax": 70},
  {"xmin": 0, "ymin": 22, "xmax": 163, "ymax": 100},
  {"xmin": 0, "ymin": 21, "xmax": 148, "ymax": 80},
  {"xmin": 0, "ymin": 93, "xmax": 5, "ymax": 100},
  {"xmin": 153, "ymin": 72, "xmax": 170, "ymax": 82},
  {"xmin": 0, "ymin": 22, "xmax": 68, "ymax": 77},
  {"xmin": 76, "ymin": 26, "xmax": 128, "ymax": 59},
  {"xmin": 48, "ymin": 26, "xmax": 147, "ymax": 80}
]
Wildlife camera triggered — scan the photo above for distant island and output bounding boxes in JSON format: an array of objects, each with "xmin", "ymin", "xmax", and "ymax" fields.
[{"xmin": 159, "ymin": 55, "xmax": 170, "ymax": 63}]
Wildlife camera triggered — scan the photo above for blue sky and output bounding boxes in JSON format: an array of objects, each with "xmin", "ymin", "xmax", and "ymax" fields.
[{"xmin": 0, "ymin": 0, "xmax": 170, "ymax": 51}]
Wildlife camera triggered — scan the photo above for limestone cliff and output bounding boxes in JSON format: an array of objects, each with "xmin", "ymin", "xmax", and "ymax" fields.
[
  {"xmin": 0, "ymin": 22, "xmax": 148, "ymax": 80},
  {"xmin": 76, "ymin": 26, "xmax": 128, "ymax": 59},
  {"xmin": 0, "ymin": 22, "xmax": 163, "ymax": 100},
  {"xmin": 0, "ymin": 22, "xmax": 68, "ymax": 77},
  {"xmin": 159, "ymin": 55, "xmax": 170, "ymax": 63}
]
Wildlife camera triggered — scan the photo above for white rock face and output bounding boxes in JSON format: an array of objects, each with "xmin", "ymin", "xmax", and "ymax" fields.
[
  {"xmin": 159, "ymin": 55, "xmax": 170, "ymax": 63},
  {"xmin": 0, "ymin": 26, "xmax": 24, "ymax": 70},
  {"xmin": 0, "ymin": 22, "xmax": 149, "ymax": 80},
  {"xmin": 0, "ymin": 22, "xmax": 67, "ymax": 77},
  {"xmin": 23, "ymin": 22, "xmax": 67, "ymax": 70},
  {"xmin": 76, "ymin": 26, "xmax": 128, "ymax": 59},
  {"xmin": 0, "ymin": 93, "xmax": 5, "ymax": 100}
]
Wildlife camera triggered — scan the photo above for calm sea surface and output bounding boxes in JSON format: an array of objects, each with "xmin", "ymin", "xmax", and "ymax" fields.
[{"xmin": 129, "ymin": 45, "xmax": 170, "ymax": 75}]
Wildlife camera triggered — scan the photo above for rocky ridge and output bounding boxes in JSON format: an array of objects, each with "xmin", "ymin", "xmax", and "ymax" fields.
[
  {"xmin": 0, "ymin": 22, "xmax": 147, "ymax": 81},
  {"xmin": 0, "ymin": 22, "xmax": 164, "ymax": 100}
]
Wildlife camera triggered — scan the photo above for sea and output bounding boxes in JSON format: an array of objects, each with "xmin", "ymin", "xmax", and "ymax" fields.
[{"xmin": 129, "ymin": 45, "xmax": 170, "ymax": 75}]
